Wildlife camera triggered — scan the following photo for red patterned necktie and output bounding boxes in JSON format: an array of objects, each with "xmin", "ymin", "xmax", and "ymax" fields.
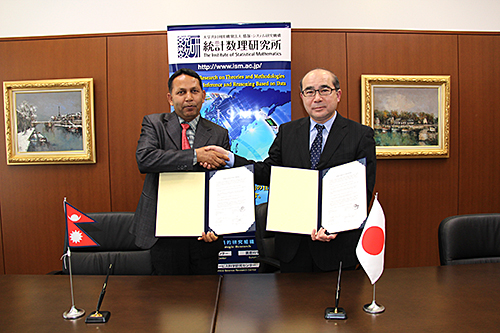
[{"xmin": 181, "ymin": 123, "xmax": 191, "ymax": 150}]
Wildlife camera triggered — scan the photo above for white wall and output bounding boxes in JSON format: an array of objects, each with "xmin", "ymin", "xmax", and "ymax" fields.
[{"xmin": 1, "ymin": 0, "xmax": 499, "ymax": 38}]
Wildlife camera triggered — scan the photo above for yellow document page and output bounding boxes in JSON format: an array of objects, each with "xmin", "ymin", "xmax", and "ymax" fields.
[
  {"xmin": 156, "ymin": 172, "xmax": 205, "ymax": 237},
  {"xmin": 266, "ymin": 166, "xmax": 318, "ymax": 234}
]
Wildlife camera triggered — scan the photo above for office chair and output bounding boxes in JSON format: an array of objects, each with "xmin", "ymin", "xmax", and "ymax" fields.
[
  {"xmin": 254, "ymin": 203, "xmax": 280, "ymax": 273},
  {"xmin": 62, "ymin": 212, "xmax": 153, "ymax": 275},
  {"xmin": 438, "ymin": 213, "xmax": 500, "ymax": 266}
]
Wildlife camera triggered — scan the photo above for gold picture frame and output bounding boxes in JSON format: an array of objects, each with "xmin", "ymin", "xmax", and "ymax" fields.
[
  {"xmin": 361, "ymin": 75, "xmax": 450, "ymax": 159},
  {"xmin": 3, "ymin": 78, "xmax": 95, "ymax": 165}
]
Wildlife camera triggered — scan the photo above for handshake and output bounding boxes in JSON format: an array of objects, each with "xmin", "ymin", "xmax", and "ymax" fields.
[{"xmin": 196, "ymin": 145, "xmax": 231, "ymax": 170}]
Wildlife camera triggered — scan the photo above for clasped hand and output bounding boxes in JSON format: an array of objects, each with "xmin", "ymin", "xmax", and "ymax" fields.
[
  {"xmin": 311, "ymin": 227, "xmax": 337, "ymax": 242},
  {"xmin": 198, "ymin": 146, "xmax": 229, "ymax": 169},
  {"xmin": 196, "ymin": 145, "xmax": 229, "ymax": 169}
]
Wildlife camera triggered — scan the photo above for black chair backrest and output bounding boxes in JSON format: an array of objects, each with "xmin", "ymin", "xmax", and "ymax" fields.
[
  {"xmin": 63, "ymin": 212, "xmax": 153, "ymax": 275},
  {"xmin": 438, "ymin": 214, "xmax": 500, "ymax": 265}
]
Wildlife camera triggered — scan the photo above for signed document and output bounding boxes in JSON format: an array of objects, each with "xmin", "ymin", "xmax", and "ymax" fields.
[
  {"xmin": 320, "ymin": 160, "xmax": 367, "ymax": 233},
  {"xmin": 267, "ymin": 159, "xmax": 367, "ymax": 235},
  {"xmin": 156, "ymin": 166, "xmax": 255, "ymax": 237},
  {"xmin": 208, "ymin": 166, "xmax": 255, "ymax": 235}
]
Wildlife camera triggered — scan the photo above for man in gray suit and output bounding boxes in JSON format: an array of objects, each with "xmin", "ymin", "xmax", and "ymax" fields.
[
  {"xmin": 130, "ymin": 68, "xmax": 229, "ymax": 275},
  {"xmin": 208, "ymin": 68, "xmax": 376, "ymax": 272}
]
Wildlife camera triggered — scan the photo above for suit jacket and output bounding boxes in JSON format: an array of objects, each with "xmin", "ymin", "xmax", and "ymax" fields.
[
  {"xmin": 235, "ymin": 113, "xmax": 376, "ymax": 271},
  {"xmin": 130, "ymin": 112, "xmax": 231, "ymax": 249}
]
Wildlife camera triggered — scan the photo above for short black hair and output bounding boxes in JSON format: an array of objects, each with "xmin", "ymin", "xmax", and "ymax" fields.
[{"xmin": 168, "ymin": 68, "xmax": 203, "ymax": 92}]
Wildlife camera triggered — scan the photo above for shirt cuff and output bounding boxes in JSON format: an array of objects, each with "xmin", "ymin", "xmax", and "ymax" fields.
[{"xmin": 226, "ymin": 151, "xmax": 235, "ymax": 168}]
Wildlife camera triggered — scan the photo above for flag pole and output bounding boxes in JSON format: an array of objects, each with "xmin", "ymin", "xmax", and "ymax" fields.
[
  {"xmin": 62, "ymin": 198, "xmax": 85, "ymax": 320},
  {"xmin": 62, "ymin": 248, "xmax": 85, "ymax": 319},
  {"xmin": 363, "ymin": 283, "xmax": 385, "ymax": 314}
]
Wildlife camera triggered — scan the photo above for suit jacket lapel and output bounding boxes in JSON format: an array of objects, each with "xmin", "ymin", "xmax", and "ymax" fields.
[
  {"xmin": 193, "ymin": 118, "xmax": 212, "ymax": 148},
  {"xmin": 296, "ymin": 118, "xmax": 312, "ymax": 168},
  {"xmin": 318, "ymin": 114, "xmax": 348, "ymax": 169},
  {"xmin": 164, "ymin": 112, "xmax": 182, "ymax": 150}
]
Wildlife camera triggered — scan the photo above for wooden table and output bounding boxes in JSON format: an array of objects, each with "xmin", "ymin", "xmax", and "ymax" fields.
[
  {"xmin": 0, "ymin": 274, "xmax": 221, "ymax": 332},
  {"xmin": 216, "ymin": 263, "xmax": 500, "ymax": 332},
  {"xmin": 1, "ymin": 264, "xmax": 499, "ymax": 332}
]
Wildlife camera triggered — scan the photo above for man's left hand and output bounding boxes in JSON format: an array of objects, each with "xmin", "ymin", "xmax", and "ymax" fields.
[
  {"xmin": 198, "ymin": 231, "xmax": 218, "ymax": 242},
  {"xmin": 311, "ymin": 228, "xmax": 337, "ymax": 242}
]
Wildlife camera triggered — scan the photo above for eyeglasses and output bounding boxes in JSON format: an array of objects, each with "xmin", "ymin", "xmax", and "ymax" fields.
[{"xmin": 301, "ymin": 86, "xmax": 336, "ymax": 98}]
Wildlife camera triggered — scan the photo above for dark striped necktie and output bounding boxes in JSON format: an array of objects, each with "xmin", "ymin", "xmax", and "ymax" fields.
[{"xmin": 310, "ymin": 124, "xmax": 324, "ymax": 169}]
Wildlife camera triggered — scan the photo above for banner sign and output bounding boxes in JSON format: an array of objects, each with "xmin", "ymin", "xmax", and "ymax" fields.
[{"xmin": 168, "ymin": 22, "xmax": 291, "ymax": 273}]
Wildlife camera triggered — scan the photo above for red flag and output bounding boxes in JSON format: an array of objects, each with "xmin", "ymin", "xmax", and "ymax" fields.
[
  {"xmin": 356, "ymin": 194, "xmax": 385, "ymax": 284},
  {"xmin": 65, "ymin": 201, "xmax": 99, "ymax": 247}
]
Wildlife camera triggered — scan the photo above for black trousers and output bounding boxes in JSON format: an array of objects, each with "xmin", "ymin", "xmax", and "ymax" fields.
[
  {"xmin": 280, "ymin": 236, "xmax": 357, "ymax": 273},
  {"xmin": 151, "ymin": 237, "xmax": 221, "ymax": 275},
  {"xmin": 280, "ymin": 236, "xmax": 324, "ymax": 273}
]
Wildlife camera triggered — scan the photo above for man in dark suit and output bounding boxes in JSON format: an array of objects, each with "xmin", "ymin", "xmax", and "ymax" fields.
[
  {"xmin": 208, "ymin": 68, "xmax": 376, "ymax": 272},
  {"xmin": 130, "ymin": 68, "xmax": 230, "ymax": 275}
]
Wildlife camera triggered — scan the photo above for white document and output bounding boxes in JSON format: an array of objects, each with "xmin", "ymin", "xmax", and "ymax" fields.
[
  {"xmin": 208, "ymin": 166, "xmax": 255, "ymax": 235},
  {"xmin": 266, "ymin": 160, "xmax": 367, "ymax": 235},
  {"xmin": 156, "ymin": 166, "xmax": 255, "ymax": 237},
  {"xmin": 320, "ymin": 160, "xmax": 367, "ymax": 233}
]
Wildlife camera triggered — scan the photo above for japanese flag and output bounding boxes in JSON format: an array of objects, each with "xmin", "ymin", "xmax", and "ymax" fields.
[
  {"xmin": 356, "ymin": 194, "xmax": 385, "ymax": 284},
  {"xmin": 65, "ymin": 201, "xmax": 99, "ymax": 248}
]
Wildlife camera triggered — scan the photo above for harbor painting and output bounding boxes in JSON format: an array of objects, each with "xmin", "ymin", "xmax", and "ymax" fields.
[
  {"xmin": 361, "ymin": 75, "xmax": 450, "ymax": 159},
  {"xmin": 16, "ymin": 91, "xmax": 83, "ymax": 152},
  {"xmin": 4, "ymin": 78, "xmax": 96, "ymax": 165}
]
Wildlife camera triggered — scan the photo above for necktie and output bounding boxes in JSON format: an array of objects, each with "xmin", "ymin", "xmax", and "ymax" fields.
[
  {"xmin": 310, "ymin": 124, "xmax": 324, "ymax": 169},
  {"xmin": 180, "ymin": 123, "xmax": 191, "ymax": 150}
]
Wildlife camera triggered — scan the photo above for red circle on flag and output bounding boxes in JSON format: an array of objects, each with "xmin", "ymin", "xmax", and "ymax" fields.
[{"xmin": 362, "ymin": 226, "xmax": 385, "ymax": 255}]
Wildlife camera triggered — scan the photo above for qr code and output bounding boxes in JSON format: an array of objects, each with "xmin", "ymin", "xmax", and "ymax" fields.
[{"xmin": 177, "ymin": 35, "xmax": 201, "ymax": 59}]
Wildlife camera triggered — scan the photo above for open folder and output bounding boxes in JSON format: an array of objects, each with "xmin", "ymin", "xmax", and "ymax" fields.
[
  {"xmin": 266, "ymin": 159, "xmax": 367, "ymax": 235},
  {"xmin": 156, "ymin": 165, "xmax": 255, "ymax": 237}
]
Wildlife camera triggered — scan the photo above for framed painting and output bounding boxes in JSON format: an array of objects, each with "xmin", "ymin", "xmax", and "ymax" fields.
[
  {"xmin": 3, "ymin": 78, "xmax": 95, "ymax": 165},
  {"xmin": 361, "ymin": 75, "xmax": 450, "ymax": 159}
]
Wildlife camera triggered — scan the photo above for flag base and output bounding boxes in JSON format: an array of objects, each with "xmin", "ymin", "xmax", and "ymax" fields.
[
  {"xmin": 85, "ymin": 311, "xmax": 111, "ymax": 323},
  {"xmin": 363, "ymin": 300, "xmax": 385, "ymax": 314},
  {"xmin": 63, "ymin": 305, "xmax": 85, "ymax": 320},
  {"xmin": 324, "ymin": 307, "xmax": 347, "ymax": 320}
]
